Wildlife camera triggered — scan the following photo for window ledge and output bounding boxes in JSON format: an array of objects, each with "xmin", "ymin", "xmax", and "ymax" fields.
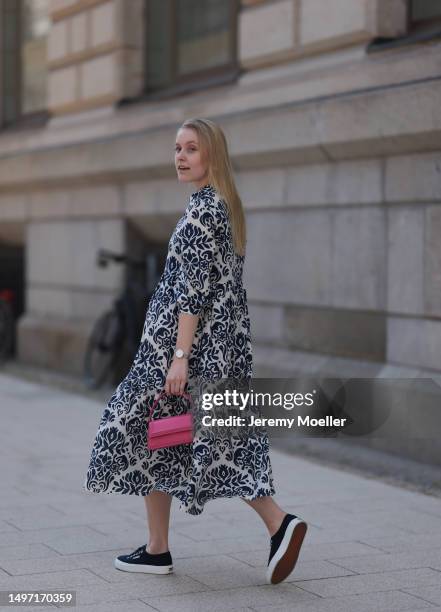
[
  {"xmin": 0, "ymin": 111, "xmax": 50, "ymax": 134},
  {"xmin": 118, "ymin": 66, "xmax": 241, "ymax": 108},
  {"xmin": 367, "ymin": 24, "xmax": 441, "ymax": 54}
]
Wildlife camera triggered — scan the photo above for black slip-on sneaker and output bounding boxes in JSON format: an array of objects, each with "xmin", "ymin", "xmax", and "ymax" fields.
[
  {"xmin": 114, "ymin": 544, "xmax": 173, "ymax": 574},
  {"xmin": 266, "ymin": 513, "xmax": 307, "ymax": 584}
]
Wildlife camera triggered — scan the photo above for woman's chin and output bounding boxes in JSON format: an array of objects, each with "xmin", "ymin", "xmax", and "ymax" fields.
[{"xmin": 177, "ymin": 175, "xmax": 192, "ymax": 184}]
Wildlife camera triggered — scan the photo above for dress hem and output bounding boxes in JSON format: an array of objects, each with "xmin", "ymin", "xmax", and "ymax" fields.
[{"xmin": 82, "ymin": 483, "xmax": 276, "ymax": 516}]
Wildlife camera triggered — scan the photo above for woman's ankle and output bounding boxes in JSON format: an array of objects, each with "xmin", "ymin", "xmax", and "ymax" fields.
[
  {"xmin": 146, "ymin": 542, "xmax": 169, "ymax": 554},
  {"xmin": 268, "ymin": 511, "xmax": 288, "ymax": 538}
]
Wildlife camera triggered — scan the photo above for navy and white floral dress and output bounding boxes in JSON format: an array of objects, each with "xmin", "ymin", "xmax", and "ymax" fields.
[{"xmin": 83, "ymin": 183, "xmax": 275, "ymax": 515}]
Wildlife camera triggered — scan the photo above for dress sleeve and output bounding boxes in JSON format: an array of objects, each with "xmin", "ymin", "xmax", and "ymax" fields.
[{"xmin": 176, "ymin": 202, "xmax": 218, "ymax": 316}]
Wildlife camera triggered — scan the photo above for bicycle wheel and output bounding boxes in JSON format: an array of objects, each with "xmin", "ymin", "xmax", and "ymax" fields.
[
  {"xmin": 0, "ymin": 299, "xmax": 14, "ymax": 361},
  {"xmin": 83, "ymin": 309, "xmax": 123, "ymax": 389}
]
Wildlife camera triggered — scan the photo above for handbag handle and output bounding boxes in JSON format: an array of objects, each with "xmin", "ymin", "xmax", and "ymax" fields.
[{"xmin": 147, "ymin": 389, "xmax": 194, "ymax": 422}]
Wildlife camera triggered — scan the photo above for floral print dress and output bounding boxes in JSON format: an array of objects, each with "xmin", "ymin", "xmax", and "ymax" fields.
[{"xmin": 83, "ymin": 183, "xmax": 275, "ymax": 515}]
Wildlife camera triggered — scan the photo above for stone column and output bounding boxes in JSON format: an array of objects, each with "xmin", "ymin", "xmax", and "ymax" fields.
[
  {"xmin": 48, "ymin": 0, "xmax": 145, "ymax": 118},
  {"xmin": 18, "ymin": 188, "xmax": 125, "ymax": 376}
]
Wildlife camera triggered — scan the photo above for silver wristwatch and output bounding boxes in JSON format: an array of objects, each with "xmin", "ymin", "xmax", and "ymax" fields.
[{"xmin": 174, "ymin": 348, "xmax": 190, "ymax": 359}]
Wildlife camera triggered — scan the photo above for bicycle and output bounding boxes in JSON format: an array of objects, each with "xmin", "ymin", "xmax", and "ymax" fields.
[{"xmin": 83, "ymin": 248, "xmax": 162, "ymax": 389}]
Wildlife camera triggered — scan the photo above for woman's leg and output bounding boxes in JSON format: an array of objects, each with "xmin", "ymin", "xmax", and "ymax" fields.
[
  {"xmin": 241, "ymin": 496, "xmax": 287, "ymax": 537},
  {"xmin": 143, "ymin": 491, "xmax": 172, "ymax": 553}
]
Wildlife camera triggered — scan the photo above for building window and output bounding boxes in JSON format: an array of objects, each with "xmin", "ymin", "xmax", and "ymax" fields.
[
  {"xmin": 367, "ymin": 0, "xmax": 441, "ymax": 54},
  {"xmin": 21, "ymin": 0, "xmax": 50, "ymax": 114},
  {"xmin": 411, "ymin": 0, "xmax": 441, "ymax": 24},
  {"xmin": 145, "ymin": 0, "xmax": 238, "ymax": 96},
  {"xmin": 0, "ymin": 0, "xmax": 49, "ymax": 128},
  {"xmin": 1, "ymin": 0, "xmax": 20, "ymax": 125}
]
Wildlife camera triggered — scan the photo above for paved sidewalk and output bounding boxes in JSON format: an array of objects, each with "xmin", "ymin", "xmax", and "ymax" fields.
[{"xmin": 1, "ymin": 371, "xmax": 441, "ymax": 612}]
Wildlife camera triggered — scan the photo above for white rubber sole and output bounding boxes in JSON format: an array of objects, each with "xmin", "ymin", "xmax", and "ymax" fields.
[
  {"xmin": 266, "ymin": 517, "xmax": 307, "ymax": 585},
  {"xmin": 114, "ymin": 558, "xmax": 173, "ymax": 574}
]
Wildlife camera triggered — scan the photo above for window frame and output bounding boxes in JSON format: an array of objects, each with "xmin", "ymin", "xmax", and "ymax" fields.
[
  {"xmin": 410, "ymin": 0, "xmax": 441, "ymax": 26},
  {"xmin": 366, "ymin": 0, "xmax": 441, "ymax": 54},
  {"xmin": 142, "ymin": 0, "xmax": 241, "ymax": 102},
  {"xmin": 0, "ymin": 0, "xmax": 49, "ymax": 132}
]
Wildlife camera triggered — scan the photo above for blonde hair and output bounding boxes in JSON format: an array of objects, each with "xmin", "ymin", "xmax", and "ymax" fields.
[{"xmin": 178, "ymin": 117, "xmax": 246, "ymax": 257}]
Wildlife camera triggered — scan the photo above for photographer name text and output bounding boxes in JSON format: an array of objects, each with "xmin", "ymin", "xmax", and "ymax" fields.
[{"xmin": 202, "ymin": 415, "xmax": 347, "ymax": 428}]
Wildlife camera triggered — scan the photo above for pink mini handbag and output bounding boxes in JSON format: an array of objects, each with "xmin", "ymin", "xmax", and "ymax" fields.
[{"xmin": 147, "ymin": 389, "xmax": 194, "ymax": 450}]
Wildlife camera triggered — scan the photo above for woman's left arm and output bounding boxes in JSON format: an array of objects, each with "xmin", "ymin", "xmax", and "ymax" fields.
[
  {"xmin": 164, "ymin": 312, "xmax": 198, "ymax": 395},
  {"xmin": 165, "ymin": 199, "xmax": 218, "ymax": 395}
]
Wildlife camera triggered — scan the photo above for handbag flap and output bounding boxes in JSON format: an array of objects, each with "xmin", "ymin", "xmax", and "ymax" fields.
[{"xmin": 149, "ymin": 414, "xmax": 193, "ymax": 438}]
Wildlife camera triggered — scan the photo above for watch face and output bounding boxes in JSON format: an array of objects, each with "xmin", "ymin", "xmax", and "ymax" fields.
[{"xmin": 176, "ymin": 349, "xmax": 183, "ymax": 358}]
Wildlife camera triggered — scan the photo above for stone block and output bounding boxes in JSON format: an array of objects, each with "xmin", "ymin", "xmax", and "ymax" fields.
[
  {"xmin": 246, "ymin": 209, "xmax": 332, "ymax": 304},
  {"xmin": 252, "ymin": 344, "xmax": 329, "ymax": 376},
  {"xmin": 90, "ymin": 1, "xmax": 115, "ymax": 47},
  {"xmin": 69, "ymin": 185, "xmax": 120, "ymax": 217},
  {"xmin": 247, "ymin": 302, "xmax": 284, "ymax": 344},
  {"xmin": 300, "ymin": 0, "xmax": 371, "ymax": 46},
  {"xmin": 321, "ymin": 81, "xmax": 441, "ymax": 160},
  {"xmin": 373, "ymin": 0, "xmax": 408, "ymax": 38},
  {"xmin": 27, "ymin": 219, "xmax": 124, "ymax": 290},
  {"xmin": 0, "ymin": 222, "xmax": 24, "ymax": 246},
  {"xmin": 235, "ymin": 168, "xmax": 286, "ymax": 209},
  {"xmin": 48, "ymin": 19, "xmax": 68, "ymax": 61},
  {"xmin": 387, "ymin": 316, "xmax": 441, "ymax": 371},
  {"xmin": 27, "ymin": 286, "xmax": 119, "ymax": 320},
  {"xmin": 27, "ymin": 221, "xmax": 71, "ymax": 286},
  {"xmin": 285, "ymin": 159, "xmax": 382, "ymax": 207},
  {"xmin": 48, "ymin": 66, "xmax": 77, "ymax": 108},
  {"xmin": 239, "ymin": 0, "xmax": 294, "ymax": 62},
  {"xmin": 29, "ymin": 189, "xmax": 71, "ymax": 219},
  {"xmin": 225, "ymin": 104, "xmax": 326, "ymax": 169},
  {"xmin": 113, "ymin": 0, "xmax": 146, "ymax": 99},
  {"xmin": 17, "ymin": 315, "xmax": 94, "ymax": 376},
  {"xmin": 385, "ymin": 152, "xmax": 441, "ymax": 203},
  {"xmin": 332, "ymin": 207, "xmax": 386, "ymax": 310},
  {"xmin": 118, "ymin": 0, "xmax": 145, "ymax": 47},
  {"xmin": 50, "ymin": 0, "xmax": 76, "ymax": 13},
  {"xmin": 71, "ymin": 11, "xmax": 87, "ymax": 54},
  {"xmin": 26, "ymin": 286, "xmax": 71, "ymax": 320},
  {"xmin": 0, "ymin": 194, "xmax": 28, "ymax": 221},
  {"xmin": 425, "ymin": 206, "xmax": 441, "ymax": 316},
  {"xmin": 81, "ymin": 54, "xmax": 116, "ymax": 99},
  {"xmin": 125, "ymin": 179, "xmax": 186, "ymax": 215},
  {"xmin": 387, "ymin": 206, "xmax": 424, "ymax": 315},
  {"xmin": 114, "ymin": 47, "xmax": 145, "ymax": 98},
  {"xmin": 284, "ymin": 305, "xmax": 386, "ymax": 361}
]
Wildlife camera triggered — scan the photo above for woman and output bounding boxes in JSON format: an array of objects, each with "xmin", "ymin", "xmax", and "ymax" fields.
[{"xmin": 83, "ymin": 118, "xmax": 307, "ymax": 585}]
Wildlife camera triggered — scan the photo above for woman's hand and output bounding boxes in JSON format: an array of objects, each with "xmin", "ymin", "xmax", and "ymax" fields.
[{"xmin": 164, "ymin": 357, "xmax": 188, "ymax": 395}]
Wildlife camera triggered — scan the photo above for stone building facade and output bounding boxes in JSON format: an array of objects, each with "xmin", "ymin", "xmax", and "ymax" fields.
[{"xmin": 0, "ymin": 1, "xmax": 441, "ymax": 461}]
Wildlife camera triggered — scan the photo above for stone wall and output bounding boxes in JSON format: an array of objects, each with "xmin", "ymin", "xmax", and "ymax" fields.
[
  {"xmin": 48, "ymin": 0, "xmax": 144, "ymax": 115},
  {"xmin": 45, "ymin": 0, "xmax": 410, "ymax": 116},
  {"xmin": 239, "ymin": 0, "xmax": 407, "ymax": 69},
  {"xmin": 0, "ymin": 0, "xmax": 440, "ymax": 381}
]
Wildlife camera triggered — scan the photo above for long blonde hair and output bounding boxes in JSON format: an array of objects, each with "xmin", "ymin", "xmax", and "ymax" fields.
[{"xmin": 179, "ymin": 117, "xmax": 246, "ymax": 257}]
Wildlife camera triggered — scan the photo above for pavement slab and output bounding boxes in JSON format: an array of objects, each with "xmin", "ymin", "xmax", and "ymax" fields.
[{"xmin": 1, "ymin": 371, "xmax": 441, "ymax": 612}]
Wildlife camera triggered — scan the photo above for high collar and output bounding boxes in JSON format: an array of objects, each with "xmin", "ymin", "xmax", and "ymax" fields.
[{"xmin": 191, "ymin": 183, "xmax": 215, "ymax": 199}]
